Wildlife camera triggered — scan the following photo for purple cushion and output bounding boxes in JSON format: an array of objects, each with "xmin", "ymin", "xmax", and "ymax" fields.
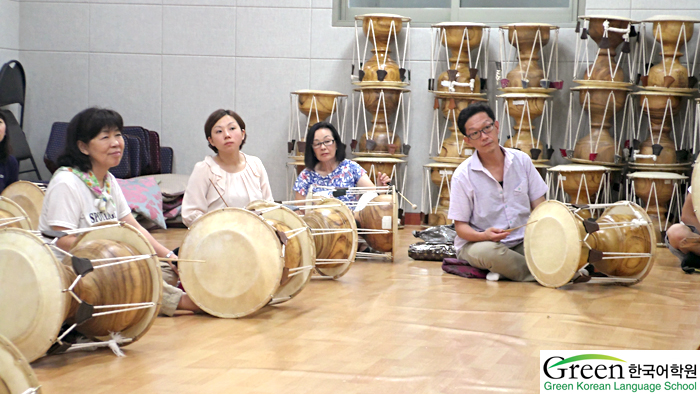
[{"xmin": 116, "ymin": 176, "xmax": 166, "ymax": 229}]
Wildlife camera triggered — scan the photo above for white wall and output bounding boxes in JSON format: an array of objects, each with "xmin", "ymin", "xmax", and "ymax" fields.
[
  {"xmin": 16, "ymin": 0, "xmax": 700, "ymax": 212},
  {"xmin": 0, "ymin": 0, "xmax": 19, "ymax": 75}
]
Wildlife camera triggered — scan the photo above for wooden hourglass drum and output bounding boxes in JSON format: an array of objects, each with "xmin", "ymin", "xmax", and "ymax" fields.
[
  {"xmin": 498, "ymin": 92, "xmax": 553, "ymax": 162},
  {"xmin": 352, "ymin": 86, "xmax": 410, "ymax": 156},
  {"xmin": 574, "ymin": 16, "xmax": 638, "ymax": 85},
  {"xmin": 566, "ymin": 86, "xmax": 630, "ymax": 165},
  {"xmin": 430, "ymin": 93, "xmax": 487, "ymax": 163},
  {"xmin": 498, "ymin": 23, "xmax": 561, "ymax": 92},
  {"xmin": 421, "ymin": 162, "xmax": 459, "ymax": 227},
  {"xmin": 626, "ymin": 171, "xmax": 687, "ymax": 245},
  {"xmin": 179, "ymin": 206, "xmax": 316, "ymax": 317},
  {"xmin": 629, "ymin": 90, "xmax": 694, "ymax": 169},
  {"xmin": 288, "ymin": 90, "xmax": 346, "ymax": 160},
  {"xmin": 525, "ymin": 200, "xmax": 655, "ymax": 287},
  {"xmin": 0, "ymin": 224, "xmax": 163, "ymax": 362},
  {"xmin": 430, "ymin": 22, "xmax": 489, "ymax": 95},
  {"xmin": 352, "ymin": 14, "xmax": 411, "ymax": 87},
  {"xmin": 639, "ymin": 16, "xmax": 699, "ymax": 91}
]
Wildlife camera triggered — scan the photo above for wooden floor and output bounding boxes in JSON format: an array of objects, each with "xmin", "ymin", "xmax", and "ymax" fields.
[{"xmin": 31, "ymin": 226, "xmax": 700, "ymax": 394}]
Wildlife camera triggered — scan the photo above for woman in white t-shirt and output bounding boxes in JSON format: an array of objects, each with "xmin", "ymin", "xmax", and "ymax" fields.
[
  {"xmin": 181, "ymin": 109, "xmax": 273, "ymax": 227},
  {"xmin": 39, "ymin": 107, "xmax": 200, "ymax": 316}
]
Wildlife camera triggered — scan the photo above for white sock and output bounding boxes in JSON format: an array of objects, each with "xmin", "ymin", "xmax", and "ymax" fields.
[{"xmin": 486, "ymin": 272, "xmax": 500, "ymax": 281}]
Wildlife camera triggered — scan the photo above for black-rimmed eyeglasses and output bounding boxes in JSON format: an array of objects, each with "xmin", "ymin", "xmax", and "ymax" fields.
[
  {"xmin": 465, "ymin": 123, "xmax": 495, "ymax": 140},
  {"xmin": 312, "ymin": 140, "xmax": 335, "ymax": 149}
]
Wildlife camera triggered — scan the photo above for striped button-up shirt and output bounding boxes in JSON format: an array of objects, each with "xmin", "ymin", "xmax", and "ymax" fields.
[{"xmin": 448, "ymin": 147, "xmax": 548, "ymax": 250}]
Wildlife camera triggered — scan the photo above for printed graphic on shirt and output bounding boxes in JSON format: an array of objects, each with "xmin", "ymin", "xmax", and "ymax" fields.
[{"xmin": 87, "ymin": 210, "xmax": 117, "ymax": 225}]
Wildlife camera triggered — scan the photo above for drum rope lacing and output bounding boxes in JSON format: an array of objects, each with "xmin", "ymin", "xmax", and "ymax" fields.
[
  {"xmin": 570, "ymin": 202, "xmax": 653, "ymax": 260},
  {"xmin": 0, "ymin": 216, "xmax": 28, "ymax": 227}
]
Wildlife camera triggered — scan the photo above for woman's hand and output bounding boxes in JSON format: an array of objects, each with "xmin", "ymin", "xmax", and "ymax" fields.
[
  {"xmin": 377, "ymin": 172, "xmax": 391, "ymax": 187},
  {"xmin": 483, "ymin": 227, "xmax": 508, "ymax": 242}
]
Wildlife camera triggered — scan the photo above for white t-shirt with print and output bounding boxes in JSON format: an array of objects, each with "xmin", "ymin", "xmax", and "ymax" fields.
[{"xmin": 39, "ymin": 170, "xmax": 132, "ymax": 232}]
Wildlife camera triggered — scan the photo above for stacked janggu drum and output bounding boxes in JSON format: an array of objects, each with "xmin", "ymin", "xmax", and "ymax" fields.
[
  {"xmin": 421, "ymin": 23, "xmax": 490, "ymax": 227},
  {"xmin": 346, "ymin": 14, "xmax": 410, "ymax": 261},
  {"xmin": 626, "ymin": 16, "xmax": 700, "ymax": 245},
  {"xmin": 553, "ymin": 16, "xmax": 640, "ymax": 218},
  {"xmin": 286, "ymin": 90, "xmax": 347, "ymax": 200},
  {"xmin": 350, "ymin": 14, "xmax": 411, "ymax": 218},
  {"xmin": 497, "ymin": 22, "xmax": 562, "ymax": 179}
]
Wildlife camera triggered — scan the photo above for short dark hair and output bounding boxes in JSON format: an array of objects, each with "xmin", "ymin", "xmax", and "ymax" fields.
[
  {"xmin": 0, "ymin": 111, "xmax": 10, "ymax": 163},
  {"xmin": 57, "ymin": 107, "xmax": 124, "ymax": 172},
  {"xmin": 204, "ymin": 109, "xmax": 247, "ymax": 153},
  {"xmin": 457, "ymin": 102, "xmax": 496, "ymax": 136},
  {"xmin": 304, "ymin": 121, "xmax": 346, "ymax": 170}
]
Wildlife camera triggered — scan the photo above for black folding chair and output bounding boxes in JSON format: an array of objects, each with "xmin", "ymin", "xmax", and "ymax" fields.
[{"xmin": 0, "ymin": 60, "xmax": 42, "ymax": 179}]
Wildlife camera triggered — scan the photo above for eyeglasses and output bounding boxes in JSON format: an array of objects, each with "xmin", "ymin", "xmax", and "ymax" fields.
[
  {"xmin": 465, "ymin": 122, "xmax": 495, "ymax": 140},
  {"xmin": 312, "ymin": 139, "xmax": 335, "ymax": 149}
]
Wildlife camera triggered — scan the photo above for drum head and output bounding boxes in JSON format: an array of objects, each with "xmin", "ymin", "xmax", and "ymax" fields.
[
  {"xmin": 0, "ymin": 228, "xmax": 67, "ymax": 362},
  {"xmin": 246, "ymin": 200, "xmax": 316, "ymax": 303},
  {"xmin": 0, "ymin": 197, "xmax": 32, "ymax": 230},
  {"xmin": 525, "ymin": 201, "xmax": 585, "ymax": 287},
  {"xmin": 1, "ymin": 181, "xmax": 45, "ymax": 230},
  {"xmin": 180, "ymin": 208, "xmax": 284, "ymax": 318},
  {"xmin": 71, "ymin": 223, "xmax": 163, "ymax": 343},
  {"xmin": 0, "ymin": 334, "xmax": 42, "ymax": 393}
]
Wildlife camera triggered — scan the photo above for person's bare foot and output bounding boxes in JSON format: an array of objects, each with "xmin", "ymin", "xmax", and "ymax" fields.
[{"xmin": 177, "ymin": 294, "xmax": 202, "ymax": 313}]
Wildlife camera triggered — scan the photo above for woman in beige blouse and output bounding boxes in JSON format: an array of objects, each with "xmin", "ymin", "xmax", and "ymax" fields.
[{"xmin": 182, "ymin": 109, "xmax": 273, "ymax": 227}]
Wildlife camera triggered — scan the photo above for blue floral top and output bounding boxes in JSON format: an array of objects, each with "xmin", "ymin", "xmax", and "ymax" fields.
[{"xmin": 293, "ymin": 159, "xmax": 367, "ymax": 203}]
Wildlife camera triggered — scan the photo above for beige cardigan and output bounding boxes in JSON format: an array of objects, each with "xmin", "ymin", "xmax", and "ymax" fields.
[{"xmin": 181, "ymin": 154, "xmax": 273, "ymax": 227}]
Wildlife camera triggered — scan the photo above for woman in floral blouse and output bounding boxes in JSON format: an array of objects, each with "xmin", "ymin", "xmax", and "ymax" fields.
[{"xmin": 293, "ymin": 122, "xmax": 389, "ymax": 202}]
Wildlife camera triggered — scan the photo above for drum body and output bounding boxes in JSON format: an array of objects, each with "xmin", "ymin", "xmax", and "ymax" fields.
[
  {"xmin": 525, "ymin": 200, "xmax": 656, "ymax": 287},
  {"xmin": 357, "ymin": 192, "xmax": 398, "ymax": 256},
  {"xmin": 301, "ymin": 197, "xmax": 358, "ymax": 278},
  {"xmin": 0, "ymin": 224, "xmax": 162, "ymax": 362},
  {"xmin": 0, "ymin": 181, "xmax": 45, "ymax": 230},
  {"xmin": 0, "ymin": 334, "xmax": 41, "ymax": 394},
  {"xmin": 246, "ymin": 201, "xmax": 316, "ymax": 302}
]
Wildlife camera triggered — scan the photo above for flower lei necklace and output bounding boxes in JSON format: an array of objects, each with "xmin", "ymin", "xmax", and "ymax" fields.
[{"xmin": 58, "ymin": 167, "xmax": 114, "ymax": 212}]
